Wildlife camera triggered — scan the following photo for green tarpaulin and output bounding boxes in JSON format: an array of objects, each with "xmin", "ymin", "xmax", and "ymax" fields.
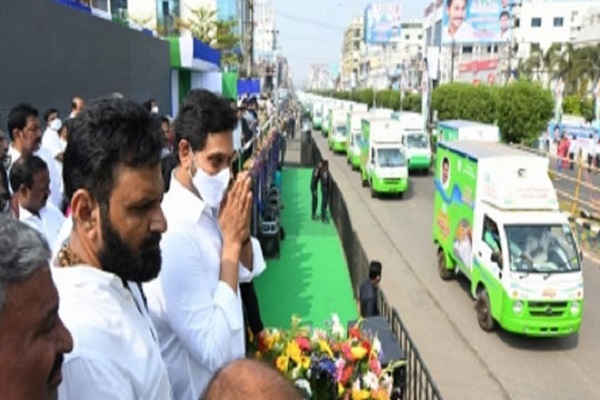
[{"xmin": 221, "ymin": 72, "xmax": 238, "ymax": 100}]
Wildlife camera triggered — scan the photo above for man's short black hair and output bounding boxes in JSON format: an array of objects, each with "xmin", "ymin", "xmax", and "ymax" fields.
[
  {"xmin": 43, "ymin": 108, "xmax": 59, "ymax": 123},
  {"xmin": 442, "ymin": 156, "xmax": 449, "ymax": 167},
  {"xmin": 63, "ymin": 98, "xmax": 162, "ymax": 205},
  {"xmin": 174, "ymin": 89, "xmax": 237, "ymax": 158},
  {"xmin": 369, "ymin": 261, "xmax": 382, "ymax": 280},
  {"xmin": 500, "ymin": 10, "xmax": 510, "ymax": 19},
  {"xmin": 9, "ymin": 154, "xmax": 48, "ymax": 193},
  {"xmin": 7, "ymin": 104, "xmax": 38, "ymax": 140}
]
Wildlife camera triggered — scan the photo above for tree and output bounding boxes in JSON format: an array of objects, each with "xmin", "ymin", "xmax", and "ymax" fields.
[
  {"xmin": 177, "ymin": 7, "xmax": 241, "ymax": 70},
  {"xmin": 497, "ymin": 80, "xmax": 554, "ymax": 145},
  {"xmin": 214, "ymin": 19, "xmax": 241, "ymax": 70},
  {"xmin": 177, "ymin": 7, "xmax": 216, "ymax": 43}
]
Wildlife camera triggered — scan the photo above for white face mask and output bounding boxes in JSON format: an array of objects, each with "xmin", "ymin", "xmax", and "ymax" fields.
[
  {"xmin": 189, "ymin": 149, "xmax": 231, "ymax": 209},
  {"xmin": 50, "ymin": 118, "xmax": 62, "ymax": 132},
  {"xmin": 151, "ymin": 106, "xmax": 159, "ymax": 114}
]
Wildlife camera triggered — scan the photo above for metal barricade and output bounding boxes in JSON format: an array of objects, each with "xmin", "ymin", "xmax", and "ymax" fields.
[{"xmin": 308, "ymin": 140, "xmax": 443, "ymax": 400}]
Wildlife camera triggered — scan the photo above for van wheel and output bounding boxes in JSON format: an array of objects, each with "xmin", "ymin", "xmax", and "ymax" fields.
[
  {"xmin": 370, "ymin": 185, "xmax": 377, "ymax": 198},
  {"xmin": 437, "ymin": 249, "xmax": 453, "ymax": 280},
  {"xmin": 476, "ymin": 289, "xmax": 495, "ymax": 332},
  {"xmin": 361, "ymin": 175, "xmax": 368, "ymax": 187},
  {"xmin": 397, "ymin": 191, "xmax": 404, "ymax": 199}
]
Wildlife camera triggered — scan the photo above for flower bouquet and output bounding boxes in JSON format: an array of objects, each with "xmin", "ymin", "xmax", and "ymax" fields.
[{"xmin": 254, "ymin": 314, "xmax": 405, "ymax": 400}]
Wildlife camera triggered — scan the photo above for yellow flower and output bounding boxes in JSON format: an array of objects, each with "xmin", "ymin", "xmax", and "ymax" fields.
[
  {"xmin": 319, "ymin": 340, "xmax": 334, "ymax": 358},
  {"xmin": 352, "ymin": 389, "xmax": 371, "ymax": 400},
  {"xmin": 272, "ymin": 330, "xmax": 281, "ymax": 342},
  {"xmin": 350, "ymin": 346, "xmax": 368, "ymax": 360},
  {"xmin": 299, "ymin": 356, "xmax": 311, "ymax": 370},
  {"xmin": 338, "ymin": 383, "xmax": 345, "ymax": 396},
  {"xmin": 286, "ymin": 341, "xmax": 302, "ymax": 364},
  {"xmin": 254, "ymin": 351, "xmax": 262, "ymax": 360},
  {"xmin": 276, "ymin": 356, "xmax": 289, "ymax": 373}
]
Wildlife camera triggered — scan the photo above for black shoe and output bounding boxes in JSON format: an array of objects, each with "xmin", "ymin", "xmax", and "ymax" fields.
[
  {"xmin": 321, "ymin": 216, "xmax": 329, "ymax": 223},
  {"xmin": 312, "ymin": 214, "xmax": 318, "ymax": 220}
]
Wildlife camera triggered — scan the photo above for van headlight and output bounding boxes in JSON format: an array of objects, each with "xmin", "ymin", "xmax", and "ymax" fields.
[
  {"xmin": 570, "ymin": 301, "xmax": 581, "ymax": 316},
  {"xmin": 513, "ymin": 301, "xmax": 523, "ymax": 314}
]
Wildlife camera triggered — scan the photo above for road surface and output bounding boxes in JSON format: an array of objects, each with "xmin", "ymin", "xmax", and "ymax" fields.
[{"xmin": 314, "ymin": 134, "xmax": 600, "ymax": 400}]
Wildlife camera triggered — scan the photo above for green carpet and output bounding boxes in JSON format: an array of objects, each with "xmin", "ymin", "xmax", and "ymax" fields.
[{"xmin": 254, "ymin": 168, "xmax": 358, "ymax": 330}]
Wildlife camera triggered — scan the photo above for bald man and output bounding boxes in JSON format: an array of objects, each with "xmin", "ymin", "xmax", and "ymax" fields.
[
  {"xmin": 70, "ymin": 97, "xmax": 84, "ymax": 119},
  {"xmin": 200, "ymin": 359, "xmax": 301, "ymax": 400}
]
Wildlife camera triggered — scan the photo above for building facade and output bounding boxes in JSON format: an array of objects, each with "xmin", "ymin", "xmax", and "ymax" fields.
[
  {"xmin": 253, "ymin": 0, "xmax": 275, "ymax": 62},
  {"xmin": 356, "ymin": 20, "xmax": 424, "ymax": 91},
  {"xmin": 340, "ymin": 17, "xmax": 363, "ymax": 90},
  {"xmin": 422, "ymin": 0, "xmax": 600, "ymax": 85},
  {"xmin": 128, "ymin": 0, "xmax": 254, "ymax": 71}
]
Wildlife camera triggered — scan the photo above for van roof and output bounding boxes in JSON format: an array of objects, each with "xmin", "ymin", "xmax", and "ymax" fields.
[
  {"xmin": 439, "ymin": 141, "xmax": 539, "ymax": 160},
  {"xmin": 438, "ymin": 120, "xmax": 494, "ymax": 129}
]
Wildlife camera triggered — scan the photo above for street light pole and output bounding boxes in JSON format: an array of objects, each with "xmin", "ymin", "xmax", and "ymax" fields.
[
  {"xmin": 450, "ymin": 40, "xmax": 455, "ymax": 82},
  {"xmin": 507, "ymin": 1, "xmax": 522, "ymax": 82}
]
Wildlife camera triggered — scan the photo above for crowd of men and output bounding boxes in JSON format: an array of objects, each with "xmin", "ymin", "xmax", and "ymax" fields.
[{"xmin": 0, "ymin": 90, "xmax": 302, "ymax": 400}]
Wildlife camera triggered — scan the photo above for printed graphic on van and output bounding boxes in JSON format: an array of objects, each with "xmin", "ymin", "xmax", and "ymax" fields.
[{"xmin": 433, "ymin": 146, "xmax": 478, "ymax": 269}]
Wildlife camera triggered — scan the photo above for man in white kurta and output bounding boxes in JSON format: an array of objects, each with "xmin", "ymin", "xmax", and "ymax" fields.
[{"xmin": 144, "ymin": 176, "xmax": 266, "ymax": 400}]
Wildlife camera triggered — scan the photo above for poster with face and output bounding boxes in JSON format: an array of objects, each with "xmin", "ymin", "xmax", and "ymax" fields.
[{"xmin": 442, "ymin": 0, "xmax": 511, "ymax": 44}]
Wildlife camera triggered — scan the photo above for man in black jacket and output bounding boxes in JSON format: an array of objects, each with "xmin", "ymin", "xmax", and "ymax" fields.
[
  {"xmin": 359, "ymin": 261, "xmax": 383, "ymax": 317},
  {"xmin": 310, "ymin": 160, "xmax": 322, "ymax": 220},
  {"xmin": 319, "ymin": 160, "xmax": 332, "ymax": 223}
]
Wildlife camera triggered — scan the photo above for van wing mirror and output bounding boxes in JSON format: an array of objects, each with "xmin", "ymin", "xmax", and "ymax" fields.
[{"xmin": 491, "ymin": 251, "xmax": 501, "ymax": 265}]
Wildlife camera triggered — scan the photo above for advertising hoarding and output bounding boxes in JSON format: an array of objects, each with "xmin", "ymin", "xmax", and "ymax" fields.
[
  {"xmin": 364, "ymin": 3, "xmax": 402, "ymax": 44},
  {"xmin": 442, "ymin": 0, "xmax": 511, "ymax": 44}
]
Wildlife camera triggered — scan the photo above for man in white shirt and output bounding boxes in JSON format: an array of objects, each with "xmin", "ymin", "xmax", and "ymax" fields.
[
  {"xmin": 568, "ymin": 134, "xmax": 579, "ymax": 170},
  {"xmin": 6, "ymin": 103, "xmax": 64, "ymax": 210},
  {"xmin": 8, "ymin": 154, "xmax": 65, "ymax": 249},
  {"xmin": 0, "ymin": 216, "xmax": 74, "ymax": 400},
  {"xmin": 144, "ymin": 89, "xmax": 266, "ymax": 400},
  {"xmin": 54, "ymin": 98, "xmax": 173, "ymax": 399}
]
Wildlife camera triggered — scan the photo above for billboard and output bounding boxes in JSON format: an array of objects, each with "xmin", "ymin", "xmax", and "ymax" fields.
[
  {"xmin": 364, "ymin": 3, "xmax": 402, "ymax": 44},
  {"xmin": 442, "ymin": 0, "xmax": 511, "ymax": 44}
]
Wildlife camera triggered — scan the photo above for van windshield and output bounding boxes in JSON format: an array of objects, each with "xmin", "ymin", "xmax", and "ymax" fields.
[
  {"xmin": 335, "ymin": 126, "xmax": 347, "ymax": 136},
  {"xmin": 377, "ymin": 148, "xmax": 404, "ymax": 167},
  {"xmin": 504, "ymin": 224, "xmax": 581, "ymax": 273},
  {"xmin": 405, "ymin": 133, "xmax": 429, "ymax": 149}
]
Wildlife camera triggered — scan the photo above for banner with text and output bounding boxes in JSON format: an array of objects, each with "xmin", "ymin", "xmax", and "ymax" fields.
[{"xmin": 364, "ymin": 3, "xmax": 402, "ymax": 44}]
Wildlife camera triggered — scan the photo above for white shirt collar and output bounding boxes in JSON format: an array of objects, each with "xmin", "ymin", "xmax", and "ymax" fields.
[{"xmin": 166, "ymin": 172, "xmax": 212, "ymax": 222}]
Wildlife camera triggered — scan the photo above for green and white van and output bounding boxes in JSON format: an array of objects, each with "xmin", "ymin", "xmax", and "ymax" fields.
[
  {"xmin": 433, "ymin": 141, "xmax": 583, "ymax": 337},
  {"xmin": 346, "ymin": 111, "xmax": 371, "ymax": 170},
  {"xmin": 437, "ymin": 120, "xmax": 499, "ymax": 143},
  {"xmin": 360, "ymin": 118, "xmax": 408, "ymax": 198},
  {"xmin": 392, "ymin": 111, "xmax": 431, "ymax": 173},
  {"xmin": 327, "ymin": 108, "xmax": 348, "ymax": 153},
  {"xmin": 312, "ymin": 101, "xmax": 323, "ymax": 131}
]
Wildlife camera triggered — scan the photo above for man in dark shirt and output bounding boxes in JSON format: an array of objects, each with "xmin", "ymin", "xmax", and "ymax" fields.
[
  {"xmin": 319, "ymin": 160, "xmax": 332, "ymax": 223},
  {"xmin": 359, "ymin": 261, "xmax": 383, "ymax": 318},
  {"xmin": 310, "ymin": 160, "xmax": 322, "ymax": 220}
]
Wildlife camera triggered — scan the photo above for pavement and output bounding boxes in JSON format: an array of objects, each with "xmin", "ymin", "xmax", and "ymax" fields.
[{"xmin": 314, "ymin": 133, "xmax": 600, "ymax": 400}]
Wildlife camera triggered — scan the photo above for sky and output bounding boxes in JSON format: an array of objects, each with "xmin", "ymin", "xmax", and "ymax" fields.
[{"xmin": 272, "ymin": 0, "xmax": 430, "ymax": 85}]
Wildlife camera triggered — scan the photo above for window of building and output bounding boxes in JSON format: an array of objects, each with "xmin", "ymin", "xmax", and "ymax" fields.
[
  {"xmin": 418, "ymin": 34, "xmax": 423, "ymax": 40},
  {"xmin": 353, "ymin": 42, "xmax": 360, "ymax": 51},
  {"xmin": 531, "ymin": 43, "xmax": 541, "ymax": 52},
  {"xmin": 405, "ymin": 34, "xmax": 410, "ymax": 40},
  {"xmin": 531, "ymin": 17, "xmax": 542, "ymax": 27},
  {"xmin": 462, "ymin": 45, "xmax": 473, "ymax": 53},
  {"xmin": 487, "ymin": 45, "xmax": 498, "ymax": 53},
  {"xmin": 553, "ymin": 17, "xmax": 564, "ymax": 27},
  {"xmin": 515, "ymin": 18, "xmax": 520, "ymax": 28},
  {"xmin": 354, "ymin": 29, "xmax": 361, "ymax": 38},
  {"xmin": 156, "ymin": 0, "xmax": 180, "ymax": 36}
]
